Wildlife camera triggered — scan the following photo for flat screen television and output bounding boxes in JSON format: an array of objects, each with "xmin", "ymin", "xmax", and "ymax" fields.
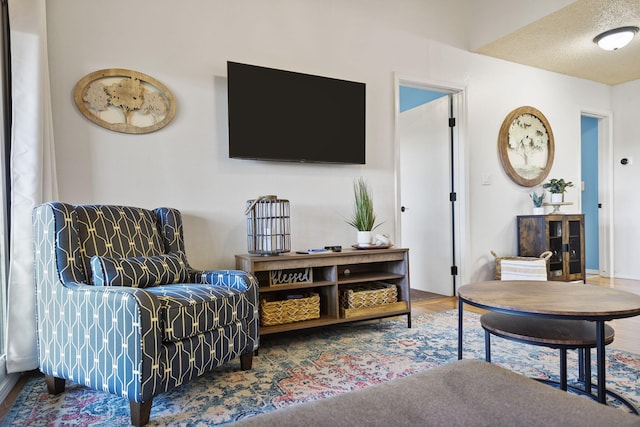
[{"xmin": 227, "ymin": 61, "xmax": 366, "ymax": 164}]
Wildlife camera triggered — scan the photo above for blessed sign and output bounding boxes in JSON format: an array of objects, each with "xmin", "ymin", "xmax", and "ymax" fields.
[{"xmin": 269, "ymin": 268, "xmax": 313, "ymax": 285}]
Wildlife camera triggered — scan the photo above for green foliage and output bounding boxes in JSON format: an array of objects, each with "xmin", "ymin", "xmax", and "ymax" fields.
[
  {"xmin": 542, "ymin": 178, "xmax": 573, "ymax": 194},
  {"xmin": 346, "ymin": 178, "xmax": 381, "ymax": 231},
  {"xmin": 530, "ymin": 191, "xmax": 545, "ymax": 207}
]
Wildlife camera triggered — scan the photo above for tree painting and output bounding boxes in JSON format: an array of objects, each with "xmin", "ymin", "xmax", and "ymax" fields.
[
  {"xmin": 140, "ymin": 91, "xmax": 167, "ymax": 123},
  {"xmin": 106, "ymin": 77, "xmax": 144, "ymax": 124},
  {"xmin": 75, "ymin": 69, "xmax": 176, "ymax": 134},
  {"xmin": 82, "ymin": 76, "xmax": 170, "ymax": 126},
  {"xmin": 83, "ymin": 82, "xmax": 110, "ymax": 115},
  {"xmin": 507, "ymin": 113, "xmax": 549, "ymax": 179}
]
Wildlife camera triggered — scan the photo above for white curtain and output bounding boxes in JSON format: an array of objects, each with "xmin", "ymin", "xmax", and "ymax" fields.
[{"xmin": 5, "ymin": 0, "xmax": 57, "ymax": 373}]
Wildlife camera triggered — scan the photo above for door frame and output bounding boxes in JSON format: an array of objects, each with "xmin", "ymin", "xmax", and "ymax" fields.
[
  {"xmin": 579, "ymin": 107, "xmax": 613, "ymax": 277},
  {"xmin": 393, "ymin": 73, "xmax": 469, "ymax": 292}
]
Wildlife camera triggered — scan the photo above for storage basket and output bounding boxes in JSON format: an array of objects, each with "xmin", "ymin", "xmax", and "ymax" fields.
[
  {"xmin": 340, "ymin": 282, "xmax": 398, "ymax": 309},
  {"xmin": 260, "ymin": 292, "xmax": 320, "ymax": 326},
  {"xmin": 491, "ymin": 250, "xmax": 552, "ymax": 281}
]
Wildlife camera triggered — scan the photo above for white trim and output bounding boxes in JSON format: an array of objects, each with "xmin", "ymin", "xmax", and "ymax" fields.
[
  {"xmin": 452, "ymin": 90, "xmax": 469, "ymax": 289},
  {"xmin": 0, "ymin": 356, "xmax": 20, "ymax": 403},
  {"xmin": 580, "ymin": 108, "xmax": 614, "ymax": 278},
  {"xmin": 393, "ymin": 73, "xmax": 469, "ymax": 292},
  {"xmin": 0, "ymin": 375, "xmax": 19, "ymax": 403}
]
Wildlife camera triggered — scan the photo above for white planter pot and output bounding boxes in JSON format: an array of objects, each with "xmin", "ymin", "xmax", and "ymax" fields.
[
  {"xmin": 533, "ymin": 207, "xmax": 545, "ymax": 215},
  {"xmin": 550, "ymin": 193, "xmax": 563, "ymax": 203},
  {"xmin": 356, "ymin": 231, "xmax": 372, "ymax": 246}
]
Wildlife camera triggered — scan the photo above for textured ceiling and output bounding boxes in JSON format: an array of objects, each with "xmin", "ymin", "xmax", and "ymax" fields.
[{"xmin": 473, "ymin": 0, "xmax": 640, "ymax": 85}]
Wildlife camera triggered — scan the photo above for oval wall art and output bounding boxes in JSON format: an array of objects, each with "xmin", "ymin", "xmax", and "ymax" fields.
[
  {"xmin": 498, "ymin": 106, "xmax": 555, "ymax": 187},
  {"xmin": 74, "ymin": 68, "xmax": 176, "ymax": 134}
]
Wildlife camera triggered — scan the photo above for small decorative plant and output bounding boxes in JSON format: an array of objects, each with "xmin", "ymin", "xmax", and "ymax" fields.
[
  {"xmin": 530, "ymin": 191, "xmax": 545, "ymax": 208},
  {"xmin": 347, "ymin": 177, "xmax": 381, "ymax": 232},
  {"xmin": 542, "ymin": 178, "xmax": 573, "ymax": 194},
  {"xmin": 543, "ymin": 178, "xmax": 574, "ymax": 203}
]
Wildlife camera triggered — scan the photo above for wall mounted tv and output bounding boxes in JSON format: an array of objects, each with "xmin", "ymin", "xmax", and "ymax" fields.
[{"xmin": 227, "ymin": 61, "xmax": 366, "ymax": 164}]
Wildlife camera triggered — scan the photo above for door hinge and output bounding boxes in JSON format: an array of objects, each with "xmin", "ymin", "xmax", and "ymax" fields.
[
  {"xmin": 451, "ymin": 265, "xmax": 458, "ymax": 276},
  {"xmin": 449, "ymin": 192, "xmax": 457, "ymax": 202},
  {"xmin": 449, "ymin": 117, "xmax": 456, "ymax": 127}
]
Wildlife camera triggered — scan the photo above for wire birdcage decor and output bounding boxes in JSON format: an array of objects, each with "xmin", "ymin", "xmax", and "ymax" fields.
[{"xmin": 245, "ymin": 195, "xmax": 291, "ymax": 256}]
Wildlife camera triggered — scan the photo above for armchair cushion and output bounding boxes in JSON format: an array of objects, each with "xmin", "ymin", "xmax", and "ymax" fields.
[
  {"xmin": 148, "ymin": 284, "xmax": 251, "ymax": 342},
  {"xmin": 91, "ymin": 251, "xmax": 189, "ymax": 288}
]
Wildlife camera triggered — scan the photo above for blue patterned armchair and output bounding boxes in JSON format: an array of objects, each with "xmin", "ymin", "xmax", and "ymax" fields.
[{"xmin": 32, "ymin": 202, "xmax": 259, "ymax": 426}]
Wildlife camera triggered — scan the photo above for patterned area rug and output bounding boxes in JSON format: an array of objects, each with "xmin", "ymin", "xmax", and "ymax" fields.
[{"xmin": 2, "ymin": 310, "xmax": 639, "ymax": 426}]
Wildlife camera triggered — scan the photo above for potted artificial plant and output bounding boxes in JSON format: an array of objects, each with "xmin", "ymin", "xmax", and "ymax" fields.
[
  {"xmin": 542, "ymin": 178, "xmax": 573, "ymax": 203},
  {"xmin": 347, "ymin": 177, "xmax": 381, "ymax": 246},
  {"xmin": 530, "ymin": 191, "xmax": 545, "ymax": 215}
]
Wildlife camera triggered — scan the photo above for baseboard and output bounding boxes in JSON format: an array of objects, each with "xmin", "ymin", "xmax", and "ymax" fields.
[{"xmin": 0, "ymin": 372, "xmax": 19, "ymax": 404}]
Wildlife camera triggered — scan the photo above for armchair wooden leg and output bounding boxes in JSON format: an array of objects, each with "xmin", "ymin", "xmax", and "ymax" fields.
[
  {"xmin": 240, "ymin": 352, "xmax": 253, "ymax": 370},
  {"xmin": 130, "ymin": 399, "xmax": 153, "ymax": 427},
  {"xmin": 45, "ymin": 375, "xmax": 65, "ymax": 395}
]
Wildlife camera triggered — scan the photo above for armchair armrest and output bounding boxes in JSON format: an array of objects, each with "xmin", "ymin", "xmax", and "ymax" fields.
[
  {"xmin": 190, "ymin": 269, "xmax": 260, "ymax": 351},
  {"xmin": 37, "ymin": 281, "xmax": 163, "ymax": 403},
  {"xmin": 192, "ymin": 269, "xmax": 259, "ymax": 294}
]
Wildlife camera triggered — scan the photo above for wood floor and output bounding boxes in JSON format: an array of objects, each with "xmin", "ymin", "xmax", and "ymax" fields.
[{"xmin": 411, "ymin": 276, "xmax": 640, "ymax": 354}]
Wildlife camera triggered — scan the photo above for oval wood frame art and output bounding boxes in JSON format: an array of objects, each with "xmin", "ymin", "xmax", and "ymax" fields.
[
  {"xmin": 74, "ymin": 68, "xmax": 176, "ymax": 134},
  {"xmin": 498, "ymin": 106, "xmax": 555, "ymax": 187}
]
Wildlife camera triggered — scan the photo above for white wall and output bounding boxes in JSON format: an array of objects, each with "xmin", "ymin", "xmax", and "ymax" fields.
[
  {"xmin": 612, "ymin": 80, "xmax": 640, "ymax": 279},
  {"xmin": 463, "ymin": 59, "xmax": 613, "ymax": 281},
  {"xmin": 45, "ymin": 0, "xmax": 621, "ymax": 283}
]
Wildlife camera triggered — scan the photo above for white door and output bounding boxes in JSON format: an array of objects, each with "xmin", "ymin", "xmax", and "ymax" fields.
[{"xmin": 399, "ymin": 95, "xmax": 453, "ymax": 295}]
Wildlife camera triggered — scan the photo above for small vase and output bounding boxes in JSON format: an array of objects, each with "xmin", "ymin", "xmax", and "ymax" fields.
[
  {"xmin": 356, "ymin": 231, "xmax": 372, "ymax": 246},
  {"xmin": 550, "ymin": 193, "xmax": 563, "ymax": 203},
  {"xmin": 533, "ymin": 207, "xmax": 545, "ymax": 215}
]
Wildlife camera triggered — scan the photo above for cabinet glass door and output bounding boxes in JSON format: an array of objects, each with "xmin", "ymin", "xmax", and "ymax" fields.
[
  {"xmin": 548, "ymin": 219, "xmax": 564, "ymax": 278},
  {"xmin": 568, "ymin": 220, "xmax": 582, "ymax": 275}
]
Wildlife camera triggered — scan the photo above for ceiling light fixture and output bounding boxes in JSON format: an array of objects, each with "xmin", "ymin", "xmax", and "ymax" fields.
[{"xmin": 593, "ymin": 26, "xmax": 639, "ymax": 51}]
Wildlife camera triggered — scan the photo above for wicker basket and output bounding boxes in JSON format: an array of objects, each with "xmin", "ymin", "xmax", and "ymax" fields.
[
  {"xmin": 340, "ymin": 282, "xmax": 398, "ymax": 309},
  {"xmin": 260, "ymin": 292, "xmax": 320, "ymax": 326},
  {"xmin": 491, "ymin": 250, "xmax": 552, "ymax": 280}
]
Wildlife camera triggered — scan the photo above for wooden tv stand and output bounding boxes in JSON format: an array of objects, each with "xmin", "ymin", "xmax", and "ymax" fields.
[{"xmin": 235, "ymin": 248, "xmax": 411, "ymax": 335}]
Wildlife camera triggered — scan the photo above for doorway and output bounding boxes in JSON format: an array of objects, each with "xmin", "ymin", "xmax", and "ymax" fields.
[
  {"xmin": 579, "ymin": 111, "xmax": 613, "ymax": 277},
  {"xmin": 395, "ymin": 79, "xmax": 465, "ymax": 296},
  {"xmin": 581, "ymin": 116, "xmax": 599, "ymax": 274}
]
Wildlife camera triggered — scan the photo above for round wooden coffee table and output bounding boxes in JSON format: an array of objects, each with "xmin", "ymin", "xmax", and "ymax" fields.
[{"xmin": 457, "ymin": 280, "xmax": 640, "ymax": 407}]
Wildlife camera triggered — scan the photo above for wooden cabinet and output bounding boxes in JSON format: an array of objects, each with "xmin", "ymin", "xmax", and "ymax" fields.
[
  {"xmin": 235, "ymin": 248, "xmax": 411, "ymax": 335},
  {"xmin": 517, "ymin": 214, "xmax": 585, "ymax": 282}
]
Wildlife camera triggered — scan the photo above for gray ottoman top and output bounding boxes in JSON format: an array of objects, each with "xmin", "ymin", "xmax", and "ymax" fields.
[{"xmin": 231, "ymin": 359, "xmax": 640, "ymax": 427}]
